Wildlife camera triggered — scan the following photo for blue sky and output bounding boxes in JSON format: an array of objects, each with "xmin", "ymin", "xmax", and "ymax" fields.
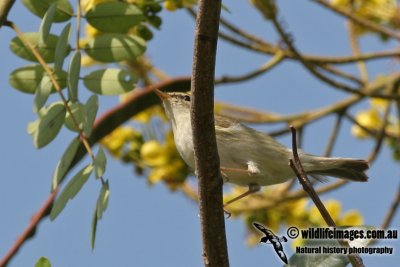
[{"xmin": 0, "ymin": 1, "xmax": 399, "ymax": 266}]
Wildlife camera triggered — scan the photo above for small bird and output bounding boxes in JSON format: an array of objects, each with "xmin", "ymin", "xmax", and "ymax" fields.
[
  {"xmin": 253, "ymin": 222, "xmax": 288, "ymax": 264},
  {"xmin": 155, "ymin": 90, "xmax": 369, "ymax": 205}
]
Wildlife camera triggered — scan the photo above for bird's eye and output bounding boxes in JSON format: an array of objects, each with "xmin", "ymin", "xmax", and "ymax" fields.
[{"xmin": 182, "ymin": 95, "xmax": 190, "ymax": 101}]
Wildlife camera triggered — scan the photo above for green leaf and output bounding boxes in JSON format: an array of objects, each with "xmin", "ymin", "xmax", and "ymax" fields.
[
  {"xmin": 9, "ymin": 65, "xmax": 67, "ymax": 94},
  {"xmin": 33, "ymin": 74, "xmax": 53, "ymax": 112},
  {"xmin": 83, "ymin": 95, "xmax": 99, "ymax": 136},
  {"xmin": 83, "ymin": 34, "xmax": 146, "ymax": 63},
  {"xmin": 96, "ymin": 181, "xmax": 110, "ymax": 220},
  {"xmin": 287, "ymin": 239, "xmax": 349, "ymax": 267},
  {"xmin": 67, "ymin": 51, "xmax": 81, "ymax": 102},
  {"xmin": 54, "ymin": 23, "xmax": 71, "ymax": 72},
  {"xmin": 10, "ymin": 32, "xmax": 71, "ymax": 63},
  {"xmin": 39, "ymin": 3, "xmax": 57, "ymax": 45},
  {"xmin": 86, "ymin": 2, "xmax": 143, "ymax": 33},
  {"xmin": 52, "ymin": 137, "xmax": 81, "ymax": 190},
  {"xmin": 83, "ymin": 68, "xmax": 136, "ymax": 95},
  {"xmin": 91, "ymin": 206, "xmax": 98, "ymax": 250},
  {"xmin": 21, "ymin": 0, "xmax": 73, "ymax": 22},
  {"xmin": 28, "ymin": 102, "xmax": 66, "ymax": 148},
  {"xmin": 35, "ymin": 257, "xmax": 51, "ymax": 267},
  {"xmin": 64, "ymin": 102, "xmax": 85, "ymax": 132},
  {"xmin": 92, "ymin": 181, "xmax": 110, "ymax": 249},
  {"xmin": 50, "ymin": 164, "xmax": 93, "ymax": 220},
  {"xmin": 221, "ymin": 3, "xmax": 232, "ymax": 14},
  {"xmin": 94, "ymin": 148, "xmax": 107, "ymax": 179}
]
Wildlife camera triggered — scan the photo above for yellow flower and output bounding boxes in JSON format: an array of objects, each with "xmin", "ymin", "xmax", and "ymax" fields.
[
  {"xmin": 371, "ymin": 98, "xmax": 390, "ymax": 110},
  {"xmin": 140, "ymin": 140, "xmax": 169, "ymax": 167},
  {"xmin": 148, "ymin": 160, "xmax": 187, "ymax": 187},
  {"xmin": 338, "ymin": 210, "xmax": 364, "ymax": 226},
  {"xmin": 85, "ymin": 23, "xmax": 101, "ymax": 38},
  {"xmin": 164, "ymin": 0, "xmax": 196, "ymax": 11},
  {"xmin": 81, "ymin": 0, "xmax": 114, "ymax": 12},
  {"xmin": 133, "ymin": 106, "xmax": 166, "ymax": 123},
  {"xmin": 351, "ymin": 108, "xmax": 382, "ymax": 138},
  {"xmin": 81, "ymin": 55, "xmax": 99, "ymax": 67},
  {"xmin": 101, "ymin": 127, "xmax": 142, "ymax": 156},
  {"xmin": 331, "ymin": 0, "xmax": 397, "ymax": 36},
  {"xmin": 285, "ymin": 199, "xmax": 309, "ymax": 227},
  {"xmin": 164, "ymin": 0, "xmax": 177, "ymax": 11},
  {"xmin": 309, "ymin": 200, "xmax": 342, "ymax": 226},
  {"xmin": 291, "ymin": 236, "xmax": 306, "ymax": 250}
]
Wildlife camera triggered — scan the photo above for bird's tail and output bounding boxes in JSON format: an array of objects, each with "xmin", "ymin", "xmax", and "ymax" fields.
[{"xmin": 300, "ymin": 155, "xmax": 369, "ymax": 182}]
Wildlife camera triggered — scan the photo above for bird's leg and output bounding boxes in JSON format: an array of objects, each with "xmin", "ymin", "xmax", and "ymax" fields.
[
  {"xmin": 220, "ymin": 160, "xmax": 260, "ymax": 179},
  {"xmin": 220, "ymin": 161, "xmax": 261, "ymax": 218},
  {"xmin": 224, "ymin": 183, "xmax": 261, "ymax": 207}
]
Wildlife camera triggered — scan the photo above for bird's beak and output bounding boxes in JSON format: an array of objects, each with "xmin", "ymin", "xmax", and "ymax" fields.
[{"xmin": 154, "ymin": 88, "xmax": 169, "ymax": 100}]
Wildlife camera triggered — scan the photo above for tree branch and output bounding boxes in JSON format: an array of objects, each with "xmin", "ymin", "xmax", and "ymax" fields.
[{"xmin": 190, "ymin": 1, "xmax": 229, "ymax": 266}]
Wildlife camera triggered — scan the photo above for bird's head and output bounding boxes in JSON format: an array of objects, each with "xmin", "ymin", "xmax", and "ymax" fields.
[{"xmin": 154, "ymin": 89, "xmax": 191, "ymax": 125}]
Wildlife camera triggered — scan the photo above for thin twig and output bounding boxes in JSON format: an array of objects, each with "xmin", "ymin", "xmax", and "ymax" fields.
[
  {"xmin": 347, "ymin": 21, "xmax": 369, "ymax": 82},
  {"xmin": 344, "ymin": 112, "xmax": 398, "ymax": 140},
  {"xmin": 188, "ymin": 8, "xmax": 269, "ymax": 47},
  {"xmin": 318, "ymin": 64, "xmax": 364, "ymax": 86},
  {"xmin": 367, "ymin": 100, "xmax": 392, "ymax": 162},
  {"xmin": 324, "ymin": 112, "xmax": 344, "ymax": 157},
  {"xmin": 312, "ymin": 0, "xmax": 400, "ymax": 41},
  {"xmin": 270, "ymin": 16, "xmax": 400, "ymax": 99},
  {"xmin": 215, "ymin": 51, "xmax": 284, "ymax": 84},
  {"xmin": 227, "ymin": 180, "xmax": 349, "ymax": 213},
  {"xmin": 289, "ymin": 126, "xmax": 364, "ymax": 267},
  {"xmin": 381, "ymin": 183, "xmax": 400, "ymax": 230},
  {"xmin": 218, "ymin": 29, "xmax": 400, "ymax": 65},
  {"xmin": 289, "ymin": 126, "xmax": 336, "ymax": 226}
]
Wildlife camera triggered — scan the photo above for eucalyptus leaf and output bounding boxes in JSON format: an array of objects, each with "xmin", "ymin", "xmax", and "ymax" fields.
[
  {"xmin": 83, "ymin": 34, "xmax": 146, "ymax": 63},
  {"xmin": 52, "ymin": 137, "xmax": 81, "ymax": 190},
  {"xmin": 50, "ymin": 164, "xmax": 94, "ymax": 220},
  {"xmin": 54, "ymin": 23, "xmax": 71, "ymax": 72},
  {"xmin": 28, "ymin": 101, "xmax": 66, "ymax": 148},
  {"xmin": 91, "ymin": 206, "xmax": 98, "ymax": 250},
  {"xmin": 9, "ymin": 65, "xmax": 67, "ymax": 94},
  {"xmin": 94, "ymin": 148, "xmax": 107, "ymax": 179},
  {"xmin": 35, "ymin": 257, "xmax": 51, "ymax": 267},
  {"xmin": 92, "ymin": 181, "xmax": 110, "ymax": 249},
  {"xmin": 39, "ymin": 3, "xmax": 57, "ymax": 45},
  {"xmin": 83, "ymin": 68, "xmax": 135, "ymax": 95},
  {"xmin": 67, "ymin": 51, "xmax": 81, "ymax": 102},
  {"xmin": 10, "ymin": 32, "xmax": 71, "ymax": 63},
  {"xmin": 83, "ymin": 95, "xmax": 99, "ymax": 136},
  {"xmin": 33, "ymin": 74, "xmax": 52, "ymax": 112},
  {"xmin": 64, "ymin": 102, "xmax": 85, "ymax": 132},
  {"xmin": 96, "ymin": 181, "xmax": 110, "ymax": 220},
  {"xmin": 22, "ymin": 0, "xmax": 73, "ymax": 22},
  {"xmin": 86, "ymin": 2, "xmax": 143, "ymax": 33},
  {"xmin": 27, "ymin": 120, "xmax": 40, "ymax": 134}
]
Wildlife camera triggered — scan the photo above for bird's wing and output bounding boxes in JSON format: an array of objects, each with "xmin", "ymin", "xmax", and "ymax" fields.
[
  {"xmin": 253, "ymin": 222, "xmax": 267, "ymax": 233},
  {"xmin": 273, "ymin": 246, "xmax": 288, "ymax": 264}
]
